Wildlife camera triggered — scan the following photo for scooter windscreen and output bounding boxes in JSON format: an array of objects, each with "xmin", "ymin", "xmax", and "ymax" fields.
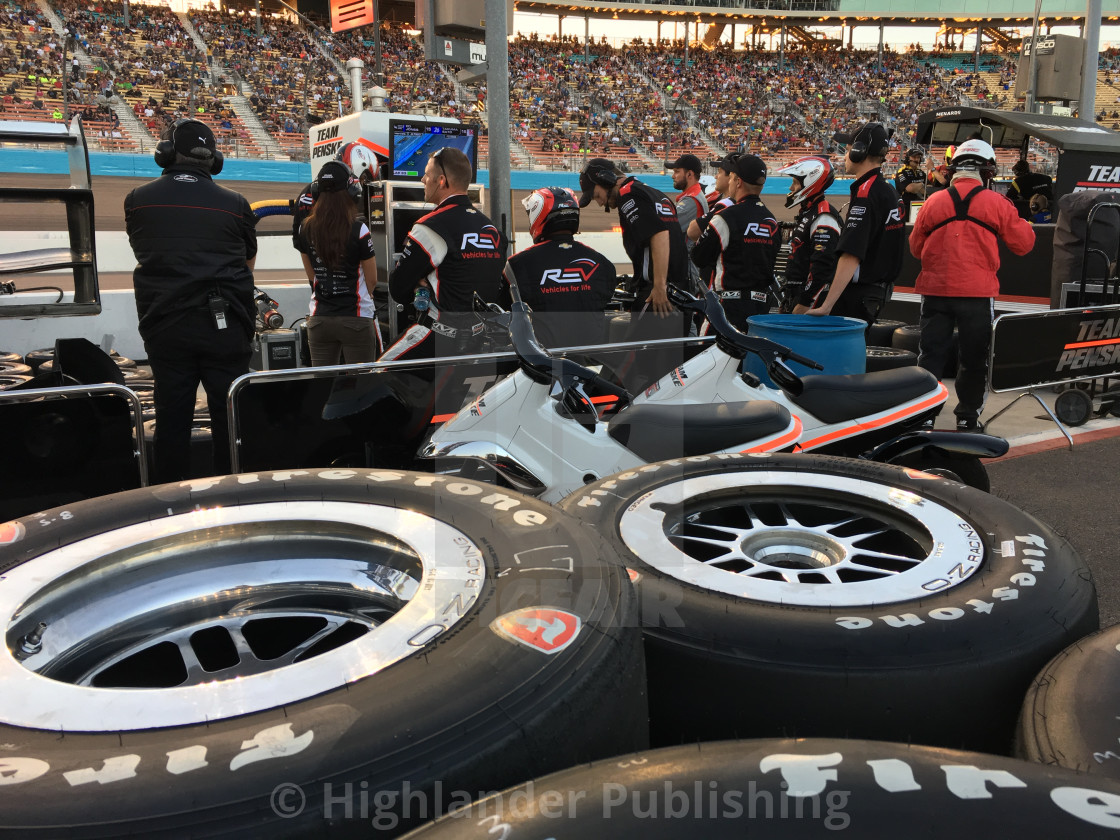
[{"xmin": 504, "ymin": 265, "xmax": 629, "ymax": 404}]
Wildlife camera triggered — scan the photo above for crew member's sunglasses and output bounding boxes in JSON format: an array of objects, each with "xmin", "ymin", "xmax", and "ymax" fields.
[{"xmin": 431, "ymin": 147, "xmax": 448, "ymax": 182}]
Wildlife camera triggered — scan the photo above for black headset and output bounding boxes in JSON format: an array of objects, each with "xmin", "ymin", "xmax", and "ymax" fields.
[
  {"xmin": 154, "ymin": 118, "xmax": 224, "ymax": 174},
  {"xmin": 583, "ymin": 160, "xmax": 621, "ymax": 189},
  {"xmin": 847, "ymin": 125, "xmax": 891, "ymax": 165},
  {"xmin": 311, "ymin": 159, "xmax": 363, "ymax": 201}
]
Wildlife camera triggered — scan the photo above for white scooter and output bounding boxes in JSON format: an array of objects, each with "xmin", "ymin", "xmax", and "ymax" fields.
[
  {"xmin": 635, "ymin": 285, "xmax": 1008, "ymax": 490},
  {"xmin": 419, "ymin": 287, "xmax": 804, "ymax": 504}
]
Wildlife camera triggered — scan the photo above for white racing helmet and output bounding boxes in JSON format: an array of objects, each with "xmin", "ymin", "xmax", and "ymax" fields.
[
  {"xmin": 950, "ymin": 139, "xmax": 998, "ymax": 182},
  {"xmin": 775, "ymin": 156, "xmax": 835, "ymax": 209}
]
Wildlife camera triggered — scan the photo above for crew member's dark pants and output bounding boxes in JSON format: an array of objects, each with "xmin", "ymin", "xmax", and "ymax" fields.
[
  {"xmin": 833, "ymin": 283, "xmax": 889, "ymax": 326},
  {"xmin": 700, "ymin": 293, "xmax": 768, "ymax": 336},
  {"xmin": 917, "ymin": 296, "xmax": 994, "ymax": 423},
  {"xmin": 145, "ymin": 309, "xmax": 251, "ymax": 483}
]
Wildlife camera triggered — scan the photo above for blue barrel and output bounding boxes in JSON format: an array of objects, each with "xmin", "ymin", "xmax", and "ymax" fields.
[{"xmin": 745, "ymin": 314, "xmax": 866, "ymax": 387}]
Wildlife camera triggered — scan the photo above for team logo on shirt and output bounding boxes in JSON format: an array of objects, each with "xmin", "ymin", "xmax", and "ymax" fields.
[
  {"xmin": 173, "ymin": 174, "xmax": 198, "ymax": 183},
  {"xmin": 743, "ymin": 220, "xmax": 778, "ymax": 238},
  {"xmin": 540, "ymin": 258, "xmax": 599, "ymax": 285},
  {"xmin": 654, "ymin": 200, "xmax": 676, "ymax": 218},
  {"xmin": 462, "ymin": 226, "xmax": 501, "ymax": 250}
]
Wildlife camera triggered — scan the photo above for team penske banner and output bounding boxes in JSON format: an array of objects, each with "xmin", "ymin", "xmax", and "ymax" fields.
[{"xmin": 990, "ymin": 304, "xmax": 1120, "ymax": 392}]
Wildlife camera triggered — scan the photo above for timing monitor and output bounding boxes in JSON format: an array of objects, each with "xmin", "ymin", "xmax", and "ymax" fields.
[{"xmin": 388, "ymin": 119, "xmax": 479, "ymax": 182}]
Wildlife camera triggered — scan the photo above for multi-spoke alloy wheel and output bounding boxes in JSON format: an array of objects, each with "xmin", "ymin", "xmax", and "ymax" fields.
[{"xmin": 562, "ymin": 453, "xmax": 1098, "ymax": 753}]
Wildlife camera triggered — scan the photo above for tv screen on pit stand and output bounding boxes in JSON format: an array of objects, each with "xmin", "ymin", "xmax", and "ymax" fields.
[{"xmin": 388, "ymin": 120, "xmax": 479, "ymax": 183}]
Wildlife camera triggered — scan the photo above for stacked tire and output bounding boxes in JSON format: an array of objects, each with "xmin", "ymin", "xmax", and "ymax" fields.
[
  {"xmin": 558, "ymin": 453, "xmax": 1098, "ymax": 754},
  {"xmin": 0, "ymin": 471, "xmax": 648, "ymax": 837}
]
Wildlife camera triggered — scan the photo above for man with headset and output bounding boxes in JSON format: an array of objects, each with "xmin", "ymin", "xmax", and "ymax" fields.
[
  {"xmin": 124, "ymin": 118, "xmax": 257, "ymax": 482},
  {"xmin": 578, "ymin": 157, "xmax": 687, "ymax": 323},
  {"xmin": 381, "ymin": 146, "xmax": 508, "ymax": 360},
  {"xmin": 894, "ymin": 147, "xmax": 927, "ymax": 220},
  {"xmin": 806, "ymin": 123, "xmax": 906, "ymax": 326}
]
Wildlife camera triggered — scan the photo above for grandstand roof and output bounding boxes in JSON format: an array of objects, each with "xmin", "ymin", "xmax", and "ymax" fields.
[
  {"xmin": 916, "ymin": 105, "xmax": 1120, "ymax": 152},
  {"xmin": 513, "ymin": 0, "xmax": 1119, "ymax": 29}
]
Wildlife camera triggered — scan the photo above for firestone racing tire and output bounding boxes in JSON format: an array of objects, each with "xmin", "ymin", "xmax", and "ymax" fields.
[
  {"xmin": 1017, "ymin": 624, "xmax": 1120, "ymax": 778},
  {"xmin": 558, "ymin": 453, "xmax": 1099, "ymax": 754},
  {"xmin": 0, "ymin": 470, "xmax": 647, "ymax": 838},
  {"xmin": 399, "ymin": 738, "xmax": 1120, "ymax": 840}
]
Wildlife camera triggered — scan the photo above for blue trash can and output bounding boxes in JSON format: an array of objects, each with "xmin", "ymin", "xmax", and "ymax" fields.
[{"xmin": 745, "ymin": 314, "xmax": 866, "ymax": 387}]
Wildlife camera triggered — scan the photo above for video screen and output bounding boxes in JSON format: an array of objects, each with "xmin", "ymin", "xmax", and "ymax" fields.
[{"xmin": 389, "ymin": 120, "xmax": 479, "ymax": 182}]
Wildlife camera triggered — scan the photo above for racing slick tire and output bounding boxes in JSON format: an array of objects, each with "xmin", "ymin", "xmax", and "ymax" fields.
[
  {"xmin": 0, "ymin": 470, "xmax": 646, "ymax": 837},
  {"xmin": 399, "ymin": 738, "xmax": 1120, "ymax": 840},
  {"xmin": 558, "ymin": 453, "xmax": 1098, "ymax": 753},
  {"xmin": 1017, "ymin": 624, "xmax": 1120, "ymax": 778}
]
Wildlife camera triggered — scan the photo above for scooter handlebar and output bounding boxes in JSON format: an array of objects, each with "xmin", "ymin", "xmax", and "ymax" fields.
[{"xmin": 666, "ymin": 284, "xmax": 824, "ymax": 373}]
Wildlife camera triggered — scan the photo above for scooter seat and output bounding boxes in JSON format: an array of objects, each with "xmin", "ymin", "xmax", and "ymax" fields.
[
  {"xmin": 790, "ymin": 367, "xmax": 939, "ymax": 425},
  {"xmin": 608, "ymin": 400, "xmax": 792, "ymax": 462}
]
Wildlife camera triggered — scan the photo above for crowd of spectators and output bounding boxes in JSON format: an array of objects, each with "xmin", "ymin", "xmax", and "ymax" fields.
[{"xmin": 4, "ymin": 0, "xmax": 1116, "ymax": 170}]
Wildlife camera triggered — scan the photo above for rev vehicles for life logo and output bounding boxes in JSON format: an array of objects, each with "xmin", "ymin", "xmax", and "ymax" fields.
[
  {"xmin": 540, "ymin": 258, "xmax": 600, "ymax": 286},
  {"xmin": 490, "ymin": 607, "xmax": 582, "ymax": 654},
  {"xmin": 462, "ymin": 226, "xmax": 501, "ymax": 251}
]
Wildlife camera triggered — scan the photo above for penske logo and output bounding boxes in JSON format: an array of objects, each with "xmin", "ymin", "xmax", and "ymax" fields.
[{"xmin": 541, "ymin": 258, "xmax": 599, "ymax": 285}]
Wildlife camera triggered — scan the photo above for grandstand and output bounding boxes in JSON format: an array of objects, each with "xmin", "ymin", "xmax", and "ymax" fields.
[{"xmin": 1, "ymin": 0, "xmax": 1116, "ymax": 178}]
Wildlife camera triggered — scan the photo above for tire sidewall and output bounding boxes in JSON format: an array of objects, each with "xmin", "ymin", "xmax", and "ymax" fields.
[{"xmin": 0, "ymin": 470, "xmax": 646, "ymax": 836}]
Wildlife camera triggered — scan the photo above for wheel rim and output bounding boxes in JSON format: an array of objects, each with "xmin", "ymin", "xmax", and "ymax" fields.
[
  {"xmin": 617, "ymin": 470, "xmax": 982, "ymax": 607},
  {"xmin": 0, "ymin": 501, "xmax": 484, "ymax": 731}
]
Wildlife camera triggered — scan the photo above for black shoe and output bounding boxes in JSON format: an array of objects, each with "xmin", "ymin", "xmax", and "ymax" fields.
[
  {"xmin": 919, "ymin": 417, "xmax": 935, "ymax": 430},
  {"xmin": 956, "ymin": 417, "xmax": 983, "ymax": 432}
]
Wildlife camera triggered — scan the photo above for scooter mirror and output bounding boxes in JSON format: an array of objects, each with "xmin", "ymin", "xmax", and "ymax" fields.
[{"xmin": 768, "ymin": 357, "xmax": 805, "ymax": 396}]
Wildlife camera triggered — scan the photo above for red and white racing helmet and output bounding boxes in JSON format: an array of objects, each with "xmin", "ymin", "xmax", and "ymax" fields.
[
  {"xmin": 337, "ymin": 138, "xmax": 387, "ymax": 181},
  {"xmin": 775, "ymin": 156, "xmax": 835, "ymax": 209},
  {"xmin": 522, "ymin": 186, "xmax": 580, "ymax": 242}
]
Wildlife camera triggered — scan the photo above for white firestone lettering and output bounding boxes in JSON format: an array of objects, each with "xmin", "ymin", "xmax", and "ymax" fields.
[
  {"xmin": 480, "ymin": 492, "xmax": 520, "ymax": 511},
  {"xmin": 879, "ymin": 613, "xmax": 924, "ymax": 628},
  {"xmin": 63, "ymin": 755, "xmax": 141, "ymax": 786},
  {"xmin": 165, "ymin": 745, "xmax": 209, "ymax": 775},
  {"xmin": 411, "ymin": 475, "xmax": 446, "ymax": 487},
  {"xmin": 0, "ymin": 758, "xmax": 50, "ymax": 785},
  {"xmin": 318, "ymin": 470, "xmax": 357, "ymax": 480},
  {"xmin": 512, "ymin": 509, "xmax": 548, "ymax": 526},
  {"xmin": 1052, "ymin": 787, "xmax": 1120, "ymax": 828},
  {"xmin": 942, "ymin": 765, "xmax": 1027, "ymax": 799},
  {"xmin": 230, "ymin": 724, "xmax": 314, "ymax": 771},
  {"xmin": 758, "ymin": 753, "xmax": 842, "ymax": 797},
  {"xmin": 928, "ymin": 607, "xmax": 965, "ymax": 621},
  {"xmin": 866, "ymin": 759, "xmax": 922, "ymax": 792},
  {"xmin": 447, "ymin": 483, "xmax": 483, "ymax": 496},
  {"xmin": 1011, "ymin": 573, "xmax": 1037, "ymax": 587},
  {"xmin": 967, "ymin": 599, "xmax": 994, "ymax": 614},
  {"xmin": 835, "ymin": 617, "xmax": 874, "ymax": 629},
  {"xmin": 365, "ymin": 471, "xmax": 406, "ymax": 482},
  {"xmin": 992, "ymin": 587, "xmax": 1018, "ymax": 601}
]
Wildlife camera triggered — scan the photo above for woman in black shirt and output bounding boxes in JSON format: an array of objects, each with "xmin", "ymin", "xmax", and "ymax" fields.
[{"xmin": 296, "ymin": 160, "xmax": 381, "ymax": 365}]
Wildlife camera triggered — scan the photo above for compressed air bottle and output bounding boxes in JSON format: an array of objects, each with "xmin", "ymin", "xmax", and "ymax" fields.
[{"xmin": 413, "ymin": 287, "xmax": 431, "ymax": 312}]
